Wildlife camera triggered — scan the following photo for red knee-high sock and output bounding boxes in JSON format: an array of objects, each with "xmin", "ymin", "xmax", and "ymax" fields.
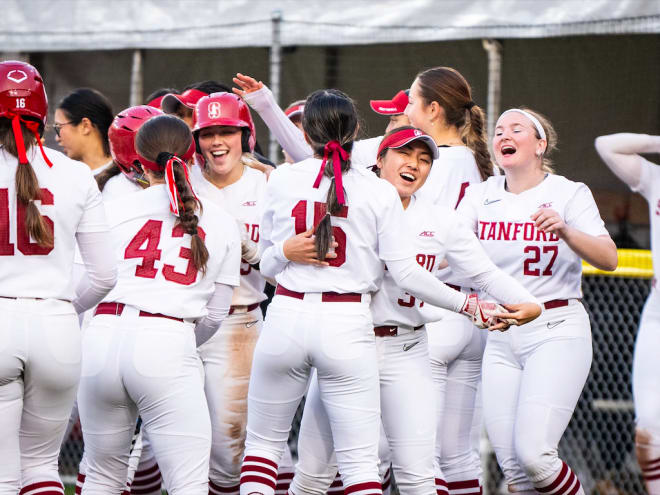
[
  {"xmin": 447, "ymin": 478, "xmax": 482, "ymax": 495},
  {"xmin": 240, "ymin": 456, "xmax": 279, "ymax": 495},
  {"xmin": 130, "ymin": 461, "xmax": 162, "ymax": 495},
  {"xmin": 534, "ymin": 461, "xmax": 584, "ymax": 495},
  {"xmin": 20, "ymin": 481, "xmax": 65, "ymax": 495}
]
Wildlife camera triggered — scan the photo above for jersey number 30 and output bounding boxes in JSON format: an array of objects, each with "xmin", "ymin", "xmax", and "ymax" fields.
[
  {"xmin": 291, "ymin": 200, "xmax": 348, "ymax": 267},
  {"xmin": 125, "ymin": 219, "xmax": 206, "ymax": 285}
]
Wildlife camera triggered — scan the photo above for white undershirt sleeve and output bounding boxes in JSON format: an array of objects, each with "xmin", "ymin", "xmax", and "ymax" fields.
[
  {"xmin": 243, "ymin": 86, "xmax": 313, "ymax": 163},
  {"xmin": 387, "ymin": 257, "xmax": 467, "ymax": 313},
  {"xmin": 194, "ymin": 282, "xmax": 234, "ymax": 347},
  {"xmin": 73, "ymin": 231, "xmax": 117, "ymax": 313}
]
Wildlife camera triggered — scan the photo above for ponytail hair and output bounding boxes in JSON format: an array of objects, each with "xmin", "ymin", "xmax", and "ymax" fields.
[
  {"xmin": 95, "ymin": 162, "xmax": 122, "ymax": 191},
  {"xmin": 0, "ymin": 118, "xmax": 53, "ymax": 248},
  {"xmin": 518, "ymin": 107, "xmax": 558, "ymax": 174},
  {"xmin": 135, "ymin": 115, "xmax": 208, "ymax": 273},
  {"xmin": 302, "ymin": 89, "xmax": 358, "ymax": 261},
  {"xmin": 416, "ymin": 67, "xmax": 494, "ymax": 181}
]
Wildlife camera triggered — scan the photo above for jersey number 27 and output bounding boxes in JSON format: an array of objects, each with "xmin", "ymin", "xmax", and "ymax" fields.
[
  {"xmin": 291, "ymin": 200, "xmax": 348, "ymax": 267},
  {"xmin": 125, "ymin": 219, "xmax": 206, "ymax": 285}
]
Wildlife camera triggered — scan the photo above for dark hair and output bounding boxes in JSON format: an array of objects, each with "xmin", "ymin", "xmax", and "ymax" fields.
[
  {"xmin": 0, "ymin": 118, "xmax": 53, "ymax": 248},
  {"xmin": 58, "ymin": 88, "xmax": 113, "ymax": 156},
  {"xmin": 135, "ymin": 115, "xmax": 208, "ymax": 273},
  {"xmin": 416, "ymin": 67, "xmax": 493, "ymax": 181},
  {"xmin": 302, "ymin": 89, "xmax": 358, "ymax": 261},
  {"xmin": 376, "ymin": 125, "xmax": 433, "ymax": 160},
  {"xmin": 145, "ymin": 87, "xmax": 178, "ymax": 104},
  {"xmin": 95, "ymin": 163, "xmax": 122, "ymax": 191},
  {"xmin": 185, "ymin": 80, "xmax": 232, "ymax": 94}
]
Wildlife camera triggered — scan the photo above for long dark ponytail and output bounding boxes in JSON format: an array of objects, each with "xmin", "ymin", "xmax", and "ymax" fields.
[{"xmin": 302, "ymin": 89, "xmax": 358, "ymax": 261}]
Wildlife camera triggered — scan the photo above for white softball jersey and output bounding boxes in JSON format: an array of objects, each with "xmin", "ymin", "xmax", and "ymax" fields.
[
  {"xmin": 0, "ymin": 146, "xmax": 108, "ymax": 299},
  {"xmin": 457, "ymin": 174, "xmax": 609, "ymax": 302},
  {"xmin": 260, "ymin": 158, "xmax": 413, "ymax": 293},
  {"xmin": 371, "ymin": 196, "xmax": 496, "ymax": 327},
  {"xmin": 190, "ymin": 165, "xmax": 268, "ymax": 306},
  {"xmin": 631, "ymin": 158, "xmax": 660, "ymax": 280},
  {"xmin": 101, "ymin": 184, "xmax": 241, "ymax": 319},
  {"xmin": 102, "ymin": 172, "xmax": 142, "ymax": 200}
]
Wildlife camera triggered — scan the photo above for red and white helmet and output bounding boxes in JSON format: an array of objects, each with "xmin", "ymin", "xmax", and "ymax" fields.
[
  {"xmin": 0, "ymin": 60, "xmax": 48, "ymax": 128},
  {"xmin": 193, "ymin": 92, "xmax": 256, "ymax": 152},
  {"xmin": 108, "ymin": 105, "xmax": 163, "ymax": 181}
]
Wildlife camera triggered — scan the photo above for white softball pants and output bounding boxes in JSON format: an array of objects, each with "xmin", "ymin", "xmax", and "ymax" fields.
[
  {"xmin": 198, "ymin": 307, "xmax": 262, "ymax": 493},
  {"xmin": 426, "ymin": 312, "xmax": 486, "ymax": 495},
  {"xmin": 482, "ymin": 301, "xmax": 591, "ymax": 493},
  {"xmin": 292, "ymin": 327, "xmax": 436, "ymax": 495},
  {"xmin": 632, "ymin": 288, "xmax": 660, "ymax": 487},
  {"xmin": 78, "ymin": 306, "xmax": 211, "ymax": 495},
  {"xmin": 241, "ymin": 293, "xmax": 382, "ymax": 495},
  {"xmin": 0, "ymin": 298, "xmax": 80, "ymax": 495}
]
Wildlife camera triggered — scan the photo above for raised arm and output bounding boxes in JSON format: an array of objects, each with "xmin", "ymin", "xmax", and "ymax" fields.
[
  {"xmin": 595, "ymin": 133, "xmax": 660, "ymax": 189},
  {"xmin": 233, "ymin": 73, "xmax": 313, "ymax": 162}
]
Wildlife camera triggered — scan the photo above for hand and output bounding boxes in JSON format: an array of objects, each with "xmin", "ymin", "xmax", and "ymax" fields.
[
  {"xmin": 491, "ymin": 302, "xmax": 542, "ymax": 330},
  {"xmin": 531, "ymin": 208, "xmax": 567, "ymax": 238},
  {"xmin": 232, "ymin": 73, "xmax": 264, "ymax": 98},
  {"xmin": 244, "ymin": 157, "xmax": 275, "ymax": 179},
  {"xmin": 283, "ymin": 229, "xmax": 337, "ymax": 266}
]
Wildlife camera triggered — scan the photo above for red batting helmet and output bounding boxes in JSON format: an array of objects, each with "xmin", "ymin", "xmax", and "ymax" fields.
[
  {"xmin": 0, "ymin": 60, "xmax": 48, "ymax": 128},
  {"xmin": 109, "ymin": 105, "xmax": 163, "ymax": 180},
  {"xmin": 193, "ymin": 92, "xmax": 256, "ymax": 152}
]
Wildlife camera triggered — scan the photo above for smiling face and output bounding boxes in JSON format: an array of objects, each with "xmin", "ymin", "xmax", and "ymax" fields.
[
  {"xmin": 377, "ymin": 141, "xmax": 433, "ymax": 203},
  {"xmin": 493, "ymin": 111, "xmax": 546, "ymax": 171},
  {"xmin": 197, "ymin": 125, "xmax": 244, "ymax": 183}
]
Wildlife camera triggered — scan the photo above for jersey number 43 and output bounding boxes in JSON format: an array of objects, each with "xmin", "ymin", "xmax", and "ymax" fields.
[
  {"xmin": 291, "ymin": 200, "xmax": 348, "ymax": 267},
  {"xmin": 125, "ymin": 219, "xmax": 206, "ymax": 286}
]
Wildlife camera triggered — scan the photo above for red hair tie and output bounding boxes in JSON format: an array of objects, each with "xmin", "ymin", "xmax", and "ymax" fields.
[
  {"xmin": 164, "ymin": 156, "xmax": 199, "ymax": 217},
  {"xmin": 312, "ymin": 140, "xmax": 348, "ymax": 205},
  {"xmin": 9, "ymin": 113, "xmax": 53, "ymax": 167}
]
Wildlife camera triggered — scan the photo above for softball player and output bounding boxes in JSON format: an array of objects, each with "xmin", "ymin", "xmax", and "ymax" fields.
[
  {"xmin": 290, "ymin": 126, "xmax": 541, "ymax": 495},
  {"xmin": 54, "ymin": 88, "xmax": 114, "ymax": 174},
  {"xmin": 595, "ymin": 132, "xmax": 660, "ymax": 494},
  {"xmin": 458, "ymin": 108, "xmax": 617, "ymax": 494},
  {"xmin": 77, "ymin": 115, "xmax": 241, "ymax": 495},
  {"xmin": 73, "ymin": 105, "xmax": 164, "ymax": 495},
  {"xmin": 240, "ymin": 89, "xmax": 504, "ymax": 495},
  {"xmin": 188, "ymin": 91, "xmax": 270, "ymax": 495},
  {"xmin": 0, "ymin": 60, "xmax": 117, "ymax": 495}
]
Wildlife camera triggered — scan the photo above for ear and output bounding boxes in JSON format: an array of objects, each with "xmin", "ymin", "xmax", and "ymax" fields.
[
  {"xmin": 428, "ymin": 100, "xmax": 442, "ymax": 123},
  {"xmin": 303, "ymin": 131, "xmax": 312, "ymax": 146},
  {"xmin": 536, "ymin": 139, "xmax": 547, "ymax": 157},
  {"xmin": 79, "ymin": 117, "xmax": 93, "ymax": 136}
]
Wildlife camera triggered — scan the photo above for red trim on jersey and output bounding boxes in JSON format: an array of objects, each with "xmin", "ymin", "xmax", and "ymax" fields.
[{"xmin": 454, "ymin": 181, "xmax": 470, "ymax": 209}]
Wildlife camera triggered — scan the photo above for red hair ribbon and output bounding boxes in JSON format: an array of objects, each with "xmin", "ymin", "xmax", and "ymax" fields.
[
  {"xmin": 312, "ymin": 140, "xmax": 348, "ymax": 205},
  {"xmin": 164, "ymin": 156, "xmax": 199, "ymax": 217},
  {"xmin": 8, "ymin": 113, "xmax": 53, "ymax": 167}
]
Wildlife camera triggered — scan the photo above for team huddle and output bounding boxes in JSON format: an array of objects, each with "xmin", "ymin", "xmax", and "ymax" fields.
[{"xmin": 0, "ymin": 59, "xmax": 658, "ymax": 495}]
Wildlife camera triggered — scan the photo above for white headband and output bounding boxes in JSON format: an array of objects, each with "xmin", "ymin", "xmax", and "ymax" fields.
[{"xmin": 498, "ymin": 109, "xmax": 546, "ymax": 141}]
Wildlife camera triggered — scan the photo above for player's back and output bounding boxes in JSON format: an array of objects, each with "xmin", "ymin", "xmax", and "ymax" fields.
[
  {"xmin": 262, "ymin": 158, "xmax": 410, "ymax": 294},
  {"xmin": 103, "ymin": 184, "xmax": 240, "ymax": 318},
  {"xmin": 0, "ymin": 146, "xmax": 105, "ymax": 299}
]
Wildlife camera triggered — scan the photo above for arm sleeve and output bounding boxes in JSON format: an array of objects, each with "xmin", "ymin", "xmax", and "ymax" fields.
[
  {"xmin": 215, "ymin": 221, "xmax": 242, "ymax": 287},
  {"xmin": 73, "ymin": 230, "xmax": 118, "ymax": 313},
  {"xmin": 564, "ymin": 183, "xmax": 609, "ymax": 237},
  {"xmin": 243, "ymin": 86, "xmax": 313, "ymax": 163},
  {"xmin": 444, "ymin": 215, "xmax": 539, "ymax": 305},
  {"xmin": 387, "ymin": 257, "xmax": 467, "ymax": 312},
  {"xmin": 377, "ymin": 182, "xmax": 417, "ymax": 261},
  {"xmin": 259, "ymin": 241, "xmax": 289, "ymax": 280},
  {"xmin": 194, "ymin": 282, "xmax": 234, "ymax": 347},
  {"xmin": 77, "ymin": 172, "xmax": 110, "ymax": 233},
  {"xmin": 594, "ymin": 133, "xmax": 660, "ymax": 196},
  {"xmin": 257, "ymin": 172, "xmax": 289, "ymax": 279}
]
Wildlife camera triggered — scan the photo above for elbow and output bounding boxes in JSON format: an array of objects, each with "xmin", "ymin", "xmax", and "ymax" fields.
[
  {"xmin": 594, "ymin": 135, "xmax": 610, "ymax": 159},
  {"xmin": 603, "ymin": 251, "xmax": 619, "ymax": 272},
  {"xmin": 595, "ymin": 245, "xmax": 619, "ymax": 272},
  {"xmin": 97, "ymin": 267, "xmax": 118, "ymax": 294}
]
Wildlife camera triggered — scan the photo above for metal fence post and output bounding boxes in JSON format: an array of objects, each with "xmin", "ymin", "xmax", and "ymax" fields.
[
  {"xmin": 129, "ymin": 49, "xmax": 143, "ymax": 107},
  {"xmin": 482, "ymin": 39, "xmax": 503, "ymax": 143},
  {"xmin": 269, "ymin": 9, "xmax": 283, "ymax": 164}
]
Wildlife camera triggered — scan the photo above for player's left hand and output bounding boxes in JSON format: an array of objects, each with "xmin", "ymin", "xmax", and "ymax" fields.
[
  {"xmin": 531, "ymin": 208, "xmax": 567, "ymax": 237},
  {"xmin": 232, "ymin": 73, "xmax": 264, "ymax": 98},
  {"xmin": 283, "ymin": 229, "xmax": 338, "ymax": 266}
]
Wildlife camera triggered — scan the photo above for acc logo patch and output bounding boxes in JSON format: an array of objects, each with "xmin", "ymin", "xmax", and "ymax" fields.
[
  {"xmin": 7, "ymin": 70, "xmax": 27, "ymax": 84},
  {"xmin": 538, "ymin": 202, "xmax": 553, "ymax": 209},
  {"xmin": 208, "ymin": 101, "xmax": 222, "ymax": 119}
]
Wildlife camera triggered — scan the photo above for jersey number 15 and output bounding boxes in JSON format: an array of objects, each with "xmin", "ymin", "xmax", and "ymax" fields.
[{"xmin": 291, "ymin": 200, "xmax": 348, "ymax": 267}]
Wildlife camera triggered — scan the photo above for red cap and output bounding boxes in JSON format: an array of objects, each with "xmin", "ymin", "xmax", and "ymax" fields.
[
  {"xmin": 377, "ymin": 127, "xmax": 438, "ymax": 160},
  {"xmin": 146, "ymin": 95, "xmax": 166, "ymax": 109},
  {"xmin": 369, "ymin": 90, "xmax": 409, "ymax": 115},
  {"xmin": 161, "ymin": 89, "xmax": 207, "ymax": 114},
  {"xmin": 285, "ymin": 103, "xmax": 304, "ymax": 119}
]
